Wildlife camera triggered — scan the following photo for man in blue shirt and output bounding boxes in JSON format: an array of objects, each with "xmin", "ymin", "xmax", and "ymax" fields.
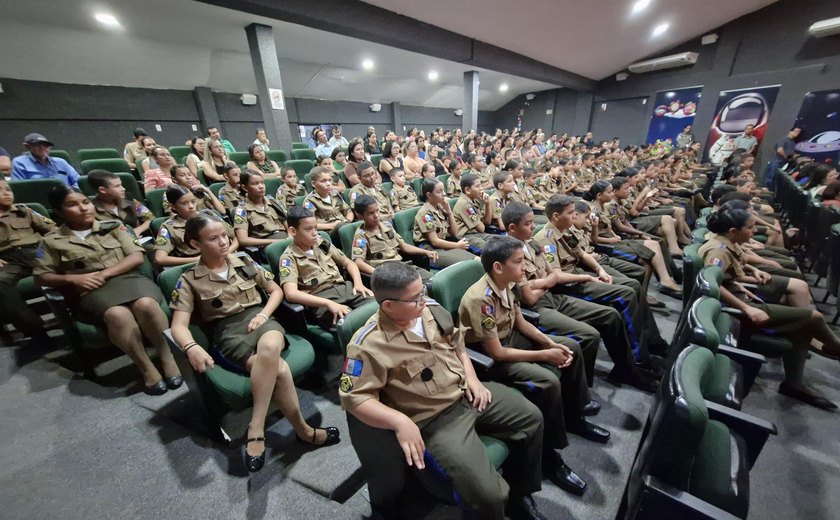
[{"xmin": 11, "ymin": 134, "xmax": 80, "ymax": 188}]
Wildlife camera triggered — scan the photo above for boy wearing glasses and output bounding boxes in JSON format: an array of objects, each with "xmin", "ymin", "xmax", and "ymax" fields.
[
  {"xmin": 278, "ymin": 206, "xmax": 373, "ymax": 327},
  {"xmin": 459, "ymin": 235, "xmax": 611, "ymax": 496},
  {"xmin": 340, "ymin": 262, "xmax": 548, "ymax": 520}
]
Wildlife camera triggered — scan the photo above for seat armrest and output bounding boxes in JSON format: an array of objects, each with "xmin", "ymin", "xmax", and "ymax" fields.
[
  {"xmin": 741, "ymin": 283, "xmax": 758, "ymax": 290},
  {"xmin": 467, "ymin": 348, "xmax": 494, "ymax": 371},
  {"xmin": 594, "ymin": 243, "xmax": 615, "ymax": 256},
  {"xmin": 637, "ymin": 475, "xmax": 743, "ymax": 520},
  {"xmin": 276, "ymin": 301, "xmax": 307, "ymax": 335},
  {"xmin": 162, "ymin": 328, "xmax": 180, "ymax": 353},
  {"xmin": 718, "ymin": 345, "xmax": 766, "ymax": 392},
  {"xmin": 485, "ymin": 225, "xmax": 504, "ymax": 235},
  {"xmin": 520, "ymin": 308, "xmax": 540, "ymax": 326},
  {"xmin": 705, "ymin": 400, "xmax": 777, "ymax": 469},
  {"xmin": 721, "ymin": 307, "xmax": 744, "ymax": 318}
]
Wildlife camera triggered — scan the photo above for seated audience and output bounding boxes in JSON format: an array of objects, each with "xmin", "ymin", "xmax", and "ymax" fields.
[{"xmin": 11, "ymin": 133, "xmax": 80, "ymax": 187}]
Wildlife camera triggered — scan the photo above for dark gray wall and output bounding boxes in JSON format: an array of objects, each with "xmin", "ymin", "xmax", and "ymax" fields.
[
  {"xmin": 589, "ymin": 97, "xmax": 650, "ymax": 146},
  {"xmin": 492, "ymin": 89, "xmax": 594, "ymax": 136},
  {"xmin": 593, "ymin": 0, "xmax": 840, "ymax": 166}
]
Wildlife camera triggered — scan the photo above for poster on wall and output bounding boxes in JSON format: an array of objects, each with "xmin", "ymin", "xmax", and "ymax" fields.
[
  {"xmin": 792, "ymin": 89, "xmax": 840, "ymax": 165},
  {"xmin": 645, "ymin": 86, "xmax": 703, "ymax": 146},
  {"xmin": 704, "ymin": 85, "xmax": 781, "ymax": 165}
]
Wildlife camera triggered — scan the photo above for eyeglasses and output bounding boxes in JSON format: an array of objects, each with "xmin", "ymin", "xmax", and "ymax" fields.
[{"xmin": 383, "ymin": 285, "xmax": 427, "ymax": 307}]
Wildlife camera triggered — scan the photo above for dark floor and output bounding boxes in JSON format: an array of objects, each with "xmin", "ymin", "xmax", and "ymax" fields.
[{"xmin": 0, "ymin": 274, "xmax": 838, "ymax": 520}]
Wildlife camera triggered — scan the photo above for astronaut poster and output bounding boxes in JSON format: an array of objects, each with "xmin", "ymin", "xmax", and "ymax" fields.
[
  {"xmin": 645, "ymin": 86, "xmax": 703, "ymax": 145},
  {"xmin": 792, "ymin": 89, "xmax": 840, "ymax": 164},
  {"xmin": 704, "ymin": 85, "xmax": 780, "ymax": 165}
]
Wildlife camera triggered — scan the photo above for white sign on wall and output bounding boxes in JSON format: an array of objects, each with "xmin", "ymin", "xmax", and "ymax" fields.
[{"xmin": 269, "ymin": 88, "xmax": 285, "ymax": 110}]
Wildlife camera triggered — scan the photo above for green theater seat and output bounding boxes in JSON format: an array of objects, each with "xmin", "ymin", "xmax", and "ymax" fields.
[
  {"xmin": 228, "ymin": 152, "xmax": 250, "ymax": 167},
  {"xmin": 291, "ymin": 142, "xmax": 309, "ymax": 150},
  {"xmin": 145, "ymin": 188, "xmax": 167, "ymax": 217},
  {"xmin": 77, "ymin": 148, "xmax": 120, "ymax": 162},
  {"xmin": 392, "ymin": 206, "xmax": 421, "ymax": 246},
  {"xmin": 78, "ymin": 172, "xmax": 143, "ymax": 202},
  {"xmin": 9, "ymin": 178, "xmax": 66, "ymax": 209},
  {"xmin": 168, "ymin": 146, "xmax": 191, "ymax": 164},
  {"xmin": 291, "ymin": 148, "xmax": 317, "ymax": 161},
  {"xmin": 49, "ymin": 150, "xmax": 73, "ymax": 164},
  {"xmin": 266, "ymin": 150, "xmax": 288, "ymax": 164},
  {"xmin": 285, "ymin": 159, "xmax": 314, "ymax": 181},
  {"xmin": 80, "ymin": 158, "xmax": 131, "ymax": 175}
]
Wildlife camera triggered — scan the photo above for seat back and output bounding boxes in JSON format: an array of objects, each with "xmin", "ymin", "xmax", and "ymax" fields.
[
  {"xmin": 9, "ymin": 178, "xmax": 66, "ymax": 208},
  {"xmin": 697, "ymin": 265, "xmax": 724, "ymax": 299},
  {"xmin": 264, "ymin": 177, "xmax": 282, "ymax": 198},
  {"xmin": 50, "ymin": 150, "xmax": 73, "ymax": 164},
  {"xmin": 687, "ymin": 297, "xmax": 723, "ymax": 353},
  {"xmin": 78, "ymin": 172, "xmax": 143, "ymax": 203},
  {"xmin": 145, "ymin": 188, "xmax": 167, "ymax": 217},
  {"xmin": 285, "ymin": 159, "xmax": 314, "ymax": 180},
  {"xmin": 266, "ymin": 150, "xmax": 288, "ymax": 164},
  {"xmin": 682, "ymin": 243, "xmax": 703, "ymax": 305},
  {"xmin": 150, "ymin": 216, "xmax": 168, "ymax": 237},
  {"xmin": 369, "ymin": 154, "xmax": 383, "ymax": 169},
  {"xmin": 208, "ymin": 182, "xmax": 226, "ymax": 199},
  {"xmin": 411, "ymin": 178, "xmax": 424, "ymax": 202},
  {"xmin": 168, "ymin": 145, "xmax": 191, "ymax": 164},
  {"xmin": 338, "ymin": 221, "xmax": 364, "ymax": 257},
  {"xmin": 80, "ymin": 158, "xmax": 131, "ymax": 175},
  {"xmin": 291, "ymin": 142, "xmax": 309, "ymax": 150},
  {"xmin": 77, "ymin": 148, "xmax": 120, "ymax": 162},
  {"xmin": 428, "ymin": 261, "xmax": 485, "ymax": 322},
  {"xmin": 24, "ymin": 202, "xmax": 50, "ymax": 217},
  {"xmin": 291, "ymin": 148, "xmax": 317, "ymax": 161},
  {"xmin": 337, "ymin": 302, "xmax": 380, "ymax": 352},
  {"xmin": 392, "ymin": 206, "xmax": 421, "ymax": 246},
  {"xmin": 692, "ymin": 226, "xmax": 709, "ymax": 244},
  {"xmin": 228, "ymin": 152, "xmax": 250, "ymax": 167}
]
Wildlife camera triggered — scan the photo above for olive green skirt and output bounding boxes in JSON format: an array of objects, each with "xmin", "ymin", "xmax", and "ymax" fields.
[
  {"xmin": 77, "ymin": 271, "xmax": 163, "ymax": 321},
  {"xmin": 754, "ymin": 274, "xmax": 790, "ymax": 304},
  {"xmin": 632, "ymin": 215, "xmax": 662, "ymax": 234},
  {"xmin": 212, "ymin": 305, "xmax": 285, "ymax": 369}
]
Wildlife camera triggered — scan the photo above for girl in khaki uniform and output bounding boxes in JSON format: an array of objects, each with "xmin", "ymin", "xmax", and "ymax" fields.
[
  {"xmin": 34, "ymin": 186, "xmax": 180, "ymax": 395},
  {"xmin": 163, "ymin": 165, "xmax": 226, "ymax": 215},
  {"xmin": 233, "ymin": 170, "xmax": 288, "ymax": 248},
  {"xmin": 387, "ymin": 168, "xmax": 420, "ymax": 211},
  {"xmin": 413, "ymin": 179, "xmax": 475, "ymax": 268},
  {"xmin": 154, "ymin": 186, "xmax": 238, "ymax": 268},
  {"xmin": 169, "ymin": 214, "xmax": 339, "ymax": 473},
  {"xmin": 700, "ymin": 208, "xmax": 840, "ymax": 410}
]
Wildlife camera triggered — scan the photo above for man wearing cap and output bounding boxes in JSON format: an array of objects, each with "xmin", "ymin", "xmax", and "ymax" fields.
[
  {"xmin": 123, "ymin": 128, "xmax": 148, "ymax": 170},
  {"xmin": 11, "ymin": 134, "xmax": 80, "ymax": 188}
]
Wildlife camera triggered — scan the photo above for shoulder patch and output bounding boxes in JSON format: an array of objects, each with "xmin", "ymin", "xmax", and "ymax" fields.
[
  {"xmin": 353, "ymin": 321, "xmax": 378, "ymax": 346},
  {"xmin": 342, "ymin": 357, "xmax": 363, "ymax": 377}
]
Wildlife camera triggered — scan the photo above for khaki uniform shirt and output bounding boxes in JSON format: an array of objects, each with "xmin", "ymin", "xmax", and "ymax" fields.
[
  {"xmin": 351, "ymin": 222, "xmax": 405, "ymax": 266},
  {"xmin": 34, "ymin": 221, "xmax": 141, "ymax": 276},
  {"xmin": 169, "ymin": 253, "xmax": 275, "ymax": 322},
  {"xmin": 698, "ymin": 233, "xmax": 746, "ymax": 283},
  {"xmin": 533, "ymin": 222, "xmax": 582, "ymax": 273},
  {"xmin": 93, "ymin": 198, "xmax": 153, "ymax": 230},
  {"xmin": 446, "ymin": 175, "xmax": 463, "ymax": 198},
  {"xmin": 459, "ymin": 273, "xmax": 519, "ymax": 344},
  {"xmin": 389, "ymin": 184, "xmax": 420, "ymax": 212},
  {"xmin": 520, "ymin": 239, "xmax": 552, "ymax": 282},
  {"xmin": 349, "ymin": 184, "xmax": 391, "ymax": 218},
  {"xmin": 276, "ymin": 183, "xmax": 306, "ymax": 209},
  {"xmin": 218, "ymin": 183, "xmax": 244, "ymax": 214},
  {"xmin": 537, "ymin": 173, "xmax": 557, "ymax": 197},
  {"xmin": 564, "ymin": 224, "xmax": 596, "ymax": 255},
  {"xmin": 0, "ymin": 204, "xmax": 55, "ymax": 252},
  {"xmin": 154, "ymin": 210, "xmax": 233, "ymax": 257},
  {"xmin": 578, "ymin": 167, "xmax": 596, "ymax": 185},
  {"xmin": 278, "ymin": 237, "xmax": 346, "ymax": 294},
  {"xmin": 452, "ymin": 194, "xmax": 484, "ymax": 238},
  {"xmin": 487, "ymin": 191, "xmax": 515, "ymax": 220},
  {"xmin": 482, "ymin": 165, "xmax": 500, "ymax": 187},
  {"xmin": 591, "ymin": 201, "xmax": 614, "ymax": 237},
  {"xmin": 233, "ymin": 197, "xmax": 286, "ymax": 239},
  {"xmin": 413, "ymin": 202, "xmax": 447, "ymax": 245},
  {"xmin": 123, "ymin": 141, "xmax": 145, "ymax": 167},
  {"xmin": 339, "ymin": 306, "xmax": 467, "ymax": 423},
  {"xmin": 303, "ymin": 191, "xmax": 349, "ymax": 224}
]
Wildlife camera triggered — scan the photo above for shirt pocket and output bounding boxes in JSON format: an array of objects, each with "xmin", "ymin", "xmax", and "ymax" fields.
[
  {"xmin": 100, "ymin": 237, "xmax": 125, "ymax": 266},
  {"xmin": 235, "ymin": 279, "xmax": 260, "ymax": 306},
  {"xmin": 198, "ymin": 288, "xmax": 225, "ymax": 316},
  {"xmin": 403, "ymin": 353, "xmax": 441, "ymax": 396},
  {"xmin": 249, "ymin": 215, "xmax": 270, "ymax": 233}
]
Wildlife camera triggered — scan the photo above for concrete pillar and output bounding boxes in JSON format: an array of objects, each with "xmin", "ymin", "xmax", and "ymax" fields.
[
  {"xmin": 245, "ymin": 23, "xmax": 293, "ymax": 153},
  {"xmin": 193, "ymin": 87, "xmax": 220, "ymax": 136},
  {"xmin": 463, "ymin": 71, "xmax": 479, "ymax": 133},
  {"xmin": 392, "ymin": 102, "xmax": 402, "ymax": 135}
]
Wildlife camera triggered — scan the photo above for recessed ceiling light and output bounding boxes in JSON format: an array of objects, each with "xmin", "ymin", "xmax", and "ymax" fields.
[
  {"xmin": 94, "ymin": 13, "xmax": 121, "ymax": 28},
  {"xmin": 499, "ymin": 84, "xmax": 509, "ymax": 92},
  {"xmin": 632, "ymin": 0, "xmax": 650, "ymax": 14},
  {"xmin": 428, "ymin": 71, "xmax": 439, "ymax": 81},
  {"xmin": 361, "ymin": 59, "xmax": 374, "ymax": 71},
  {"xmin": 652, "ymin": 23, "xmax": 669, "ymax": 37}
]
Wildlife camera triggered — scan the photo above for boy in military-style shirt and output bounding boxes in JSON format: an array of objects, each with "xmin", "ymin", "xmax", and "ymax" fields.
[
  {"xmin": 452, "ymin": 173, "xmax": 495, "ymax": 251},
  {"xmin": 459, "ymin": 236, "xmax": 610, "ymax": 496},
  {"xmin": 387, "ymin": 168, "xmax": 420, "ymax": 212},
  {"xmin": 413, "ymin": 178, "xmax": 476, "ymax": 268},
  {"xmin": 520, "ymin": 168, "xmax": 548, "ymax": 224},
  {"xmin": 487, "ymin": 171, "xmax": 518, "ymax": 229},
  {"xmin": 348, "ymin": 161, "xmax": 393, "ymax": 222},
  {"xmin": 445, "ymin": 162, "xmax": 463, "ymax": 197},
  {"xmin": 0, "ymin": 179, "xmax": 57, "ymax": 338},
  {"xmin": 279, "ymin": 206, "xmax": 373, "ymax": 328},
  {"xmin": 340, "ymin": 262, "xmax": 548, "ymax": 520},
  {"xmin": 303, "ymin": 168, "xmax": 352, "ymax": 240},
  {"xmin": 276, "ymin": 166, "xmax": 306, "ymax": 209},
  {"xmin": 88, "ymin": 170, "xmax": 153, "ymax": 237},
  {"xmin": 351, "ymin": 195, "xmax": 435, "ymax": 283},
  {"xmin": 217, "ymin": 163, "xmax": 244, "ymax": 215}
]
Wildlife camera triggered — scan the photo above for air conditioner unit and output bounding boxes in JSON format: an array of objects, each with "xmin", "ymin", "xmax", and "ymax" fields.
[
  {"xmin": 808, "ymin": 16, "xmax": 840, "ymax": 38},
  {"xmin": 369, "ymin": 103, "xmax": 382, "ymax": 112},
  {"xmin": 454, "ymin": 109, "xmax": 464, "ymax": 116},
  {"xmin": 628, "ymin": 52, "xmax": 699, "ymax": 74},
  {"xmin": 240, "ymin": 93, "xmax": 257, "ymax": 105}
]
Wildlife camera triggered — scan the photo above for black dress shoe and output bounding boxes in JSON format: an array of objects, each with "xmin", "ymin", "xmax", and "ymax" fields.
[
  {"xmin": 581, "ymin": 399, "xmax": 601, "ymax": 416},
  {"xmin": 647, "ymin": 298, "xmax": 667, "ymax": 309},
  {"xmin": 657, "ymin": 283, "xmax": 683, "ymax": 300},
  {"xmin": 544, "ymin": 454, "xmax": 587, "ymax": 495},
  {"xmin": 144, "ymin": 380, "xmax": 168, "ymax": 396},
  {"xmin": 568, "ymin": 419, "xmax": 611, "ymax": 444},
  {"xmin": 505, "ymin": 495, "xmax": 548, "ymax": 520},
  {"xmin": 779, "ymin": 381, "xmax": 838, "ymax": 410},
  {"xmin": 245, "ymin": 436, "xmax": 266, "ymax": 472},
  {"xmin": 608, "ymin": 367, "xmax": 658, "ymax": 393},
  {"xmin": 164, "ymin": 375, "xmax": 183, "ymax": 390},
  {"xmin": 296, "ymin": 426, "xmax": 341, "ymax": 446}
]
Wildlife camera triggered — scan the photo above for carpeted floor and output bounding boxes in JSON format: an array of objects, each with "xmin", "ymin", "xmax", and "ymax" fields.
[{"xmin": 0, "ymin": 275, "xmax": 837, "ymax": 520}]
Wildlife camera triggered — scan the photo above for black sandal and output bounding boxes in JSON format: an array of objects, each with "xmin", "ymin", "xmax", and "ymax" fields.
[{"xmin": 296, "ymin": 426, "xmax": 340, "ymax": 447}]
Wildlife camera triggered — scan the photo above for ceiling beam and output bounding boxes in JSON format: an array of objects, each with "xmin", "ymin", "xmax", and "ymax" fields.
[{"xmin": 197, "ymin": 0, "xmax": 597, "ymax": 92}]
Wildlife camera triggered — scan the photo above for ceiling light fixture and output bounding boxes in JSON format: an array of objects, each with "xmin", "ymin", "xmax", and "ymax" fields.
[
  {"xmin": 428, "ymin": 71, "xmax": 439, "ymax": 81},
  {"xmin": 652, "ymin": 23, "xmax": 670, "ymax": 37},
  {"xmin": 632, "ymin": 0, "xmax": 650, "ymax": 14},
  {"xmin": 361, "ymin": 59, "xmax": 374, "ymax": 71},
  {"xmin": 94, "ymin": 13, "xmax": 121, "ymax": 28},
  {"xmin": 499, "ymin": 84, "xmax": 509, "ymax": 92}
]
